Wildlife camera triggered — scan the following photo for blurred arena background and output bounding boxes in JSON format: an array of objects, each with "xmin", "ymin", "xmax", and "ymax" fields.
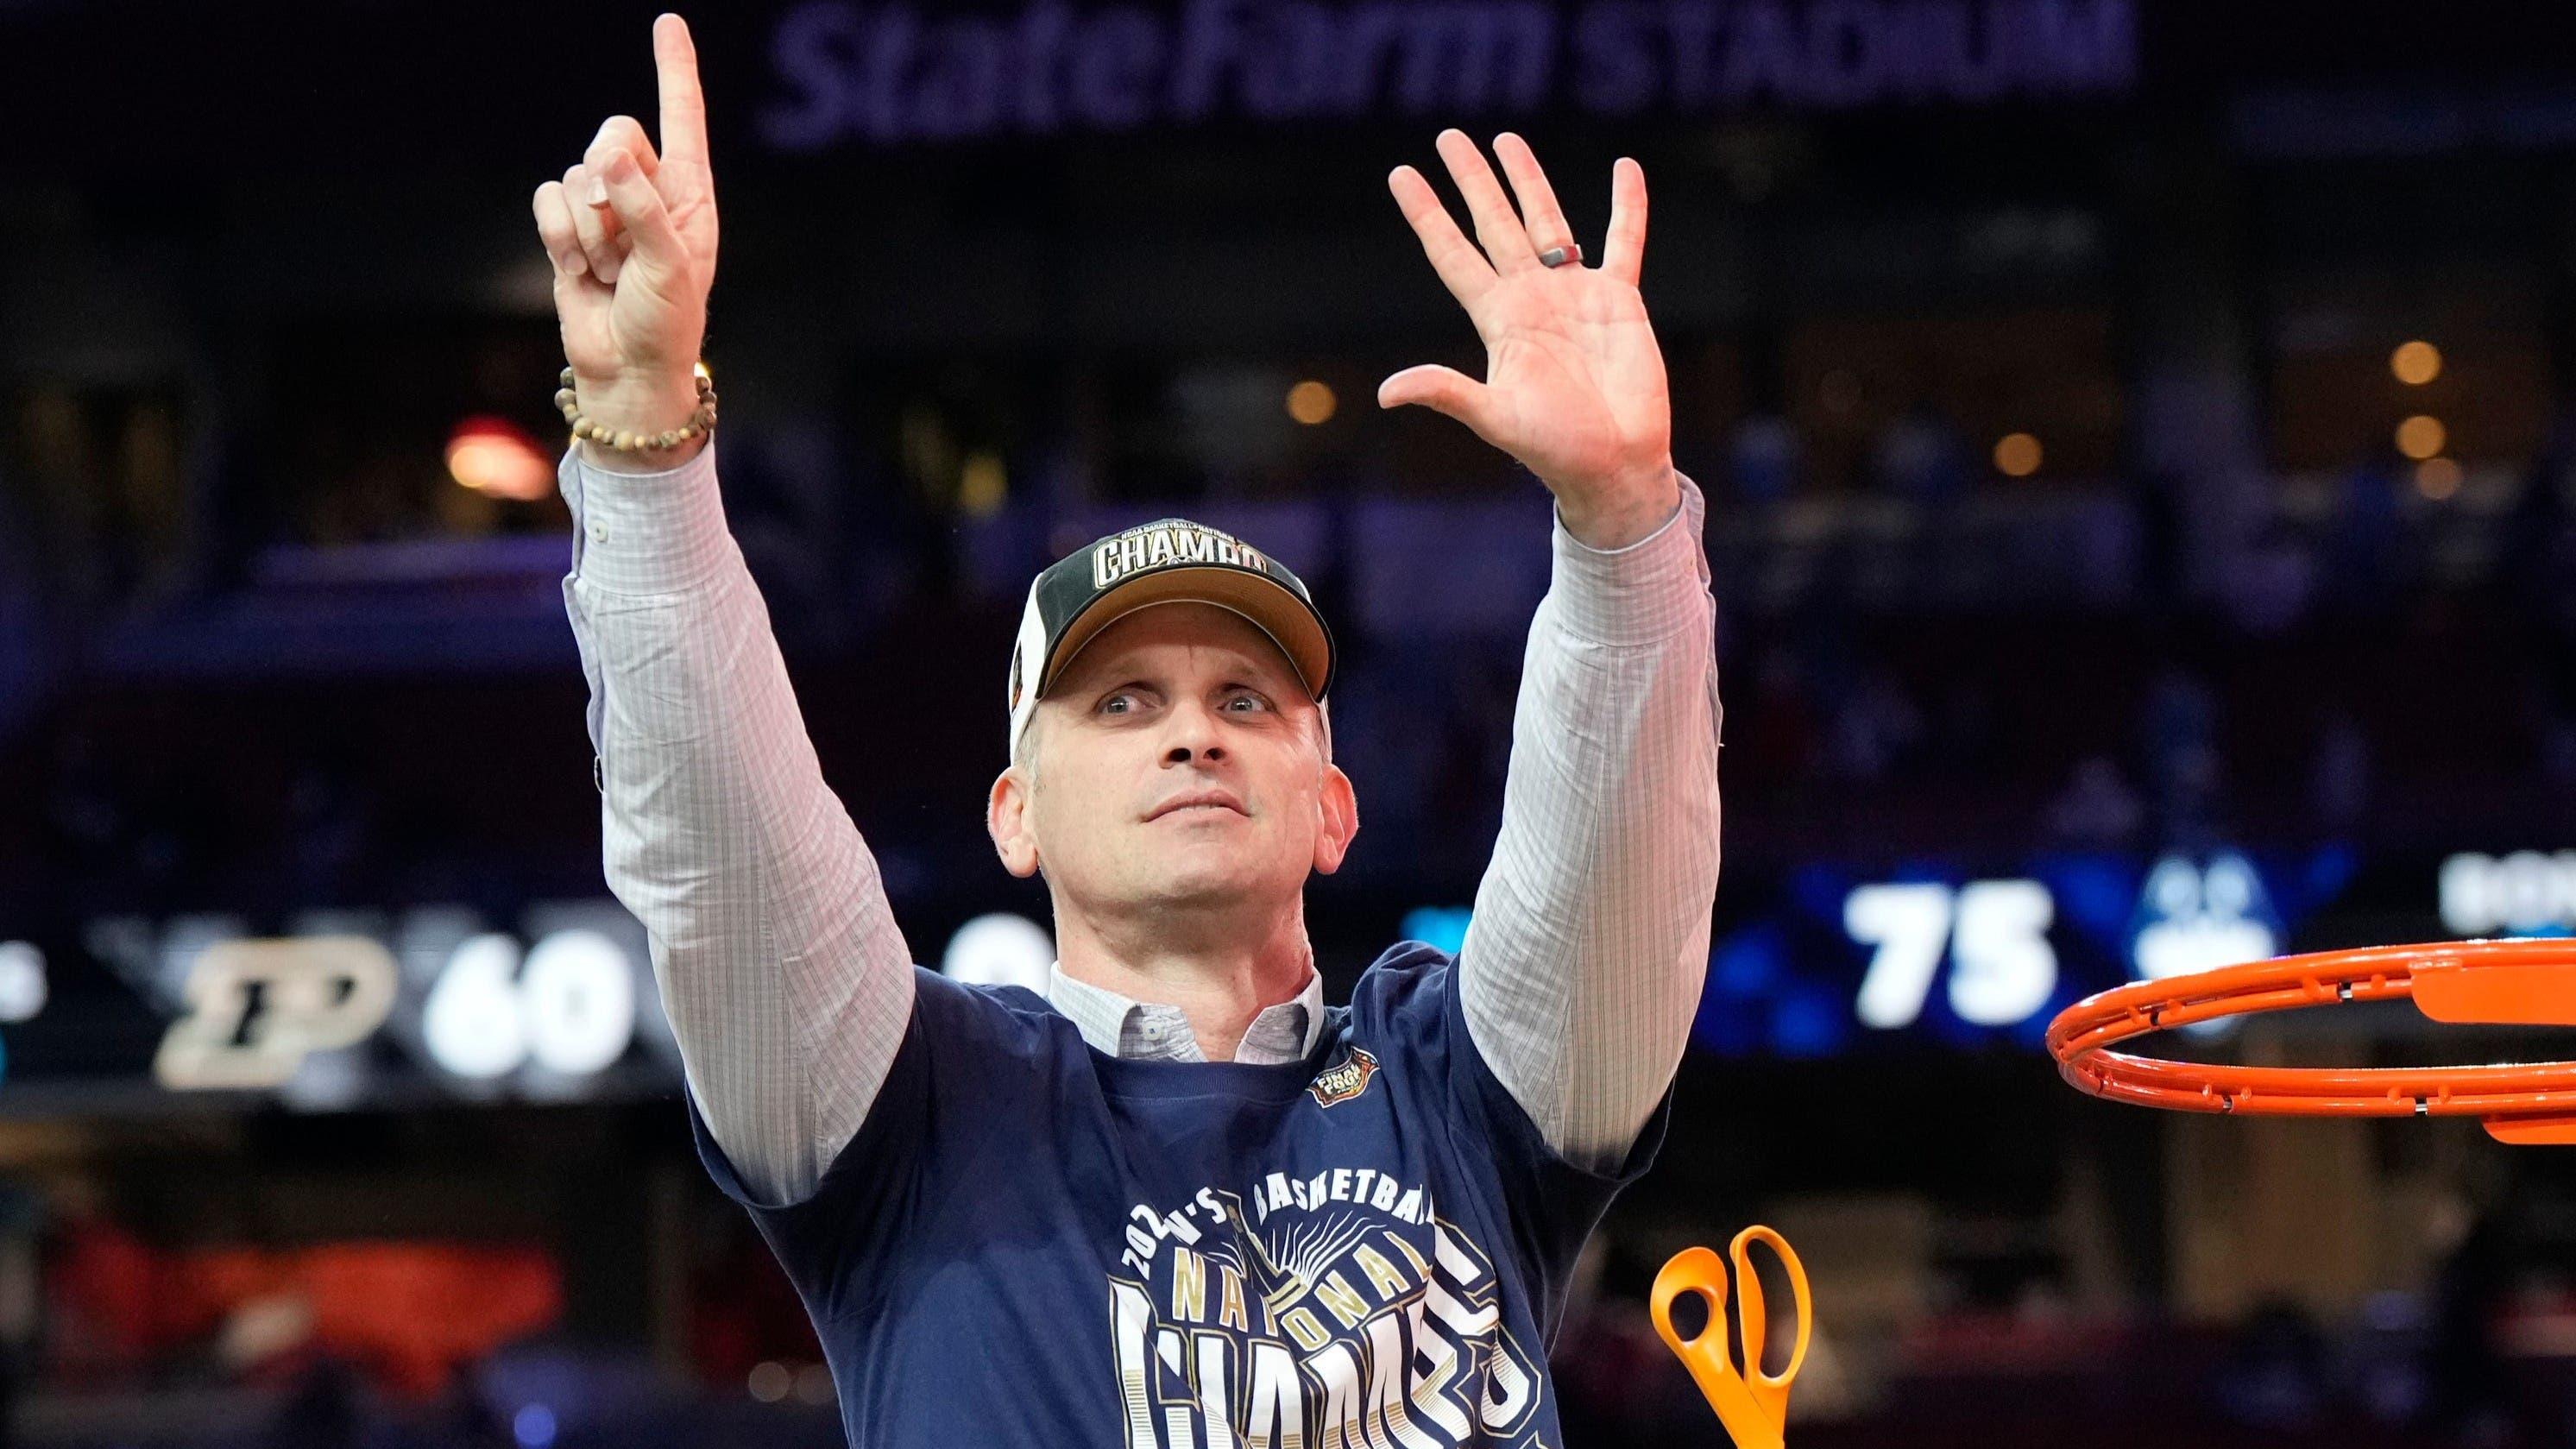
[{"xmin": 8, "ymin": 0, "xmax": 2576, "ymax": 1444}]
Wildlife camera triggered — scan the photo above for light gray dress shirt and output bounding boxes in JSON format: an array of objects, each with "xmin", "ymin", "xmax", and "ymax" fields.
[
  {"xmin": 557, "ymin": 434, "xmax": 1721, "ymax": 1203},
  {"xmin": 1044, "ymin": 961, "xmax": 1326, "ymax": 1063}
]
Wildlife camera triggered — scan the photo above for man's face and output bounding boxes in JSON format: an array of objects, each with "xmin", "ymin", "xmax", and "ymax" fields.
[{"xmin": 988, "ymin": 601, "xmax": 1357, "ymax": 916}]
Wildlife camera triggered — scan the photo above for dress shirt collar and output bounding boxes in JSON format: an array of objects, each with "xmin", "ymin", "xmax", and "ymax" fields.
[{"xmin": 1044, "ymin": 961, "xmax": 1326, "ymax": 1065}]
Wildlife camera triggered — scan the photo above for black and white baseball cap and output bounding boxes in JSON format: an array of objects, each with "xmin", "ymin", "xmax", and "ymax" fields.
[{"xmin": 1007, "ymin": 515, "xmax": 1335, "ymax": 761}]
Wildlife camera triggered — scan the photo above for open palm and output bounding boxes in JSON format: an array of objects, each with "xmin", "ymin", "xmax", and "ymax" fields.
[{"xmin": 1382, "ymin": 130, "xmax": 1675, "ymax": 545}]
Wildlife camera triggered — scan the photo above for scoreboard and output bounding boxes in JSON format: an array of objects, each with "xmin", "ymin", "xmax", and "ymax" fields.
[
  {"xmin": 0, "ymin": 899, "xmax": 684, "ymax": 1111},
  {"xmin": 1689, "ymin": 846, "xmax": 2573, "ymax": 1057},
  {"xmin": 1, "ymin": 846, "xmax": 2569, "ymax": 1108}
]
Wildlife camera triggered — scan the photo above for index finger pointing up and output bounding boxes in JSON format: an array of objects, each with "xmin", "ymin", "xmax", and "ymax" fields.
[{"xmin": 654, "ymin": 13, "xmax": 709, "ymax": 167}]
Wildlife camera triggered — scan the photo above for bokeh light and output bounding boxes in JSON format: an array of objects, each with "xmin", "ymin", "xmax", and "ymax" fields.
[
  {"xmin": 2390, "ymin": 340, "xmax": 2442, "ymax": 385},
  {"xmin": 1287, "ymin": 379, "xmax": 1336, "ymax": 425},
  {"xmin": 445, "ymin": 417, "xmax": 554, "ymax": 501},
  {"xmin": 1993, "ymin": 432, "xmax": 2044, "ymax": 477},
  {"xmin": 2415, "ymin": 457, "xmax": 2463, "ymax": 500},
  {"xmin": 959, "ymin": 451, "xmax": 1007, "ymax": 516},
  {"xmin": 2396, "ymin": 414, "xmax": 2447, "ymax": 460},
  {"xmin": 511, "ymin": 1404, "xmax": 557, "ymax": 1449}
]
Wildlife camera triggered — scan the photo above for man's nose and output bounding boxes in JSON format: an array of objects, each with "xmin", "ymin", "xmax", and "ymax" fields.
[{"xmin": 1160, "ymin": 699, "xmax": 1230, "ymax": 764}]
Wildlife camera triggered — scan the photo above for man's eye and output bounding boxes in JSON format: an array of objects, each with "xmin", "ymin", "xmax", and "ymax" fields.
[{"xmin": 1096, "ymin": 690, "xmax": 1263, "ymax": 715}]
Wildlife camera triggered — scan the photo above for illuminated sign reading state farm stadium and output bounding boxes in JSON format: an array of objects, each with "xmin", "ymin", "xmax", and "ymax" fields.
[{"xmin": 758, "ymin": 0, "xmax": 2138, "ymax": 150}]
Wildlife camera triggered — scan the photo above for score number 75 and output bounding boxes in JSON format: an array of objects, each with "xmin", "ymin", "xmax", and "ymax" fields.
[{"xmin": 1846, "ymin": 880, "xmax": 2057, "ymax": 1030}]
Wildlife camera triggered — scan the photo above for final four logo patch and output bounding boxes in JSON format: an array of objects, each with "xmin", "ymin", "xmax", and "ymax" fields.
[{"xmin": 1306, "ymin": 1046, "xmax": 1379, "ymax": 1107}]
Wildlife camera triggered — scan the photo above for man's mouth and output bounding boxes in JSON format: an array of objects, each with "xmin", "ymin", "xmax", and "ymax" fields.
[{"xmin": 1146, "ymin": 790, "xmax": 1247, "ymax": 821}]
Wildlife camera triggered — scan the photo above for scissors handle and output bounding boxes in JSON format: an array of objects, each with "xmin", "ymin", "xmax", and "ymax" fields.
[
  {"xmin": 1729, "ymin": 1225, "xmax": 1814, "ymax": 1402},
  {"xmin": 1650, "ymin": 1228, "xmax": 1812, "ymax": 1449}
]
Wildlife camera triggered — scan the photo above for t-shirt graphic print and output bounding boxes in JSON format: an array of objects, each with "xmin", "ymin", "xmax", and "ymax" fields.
[{"xmin": 1109, "ymin": 1162, "xmax": 1545, "ymax": 1445}]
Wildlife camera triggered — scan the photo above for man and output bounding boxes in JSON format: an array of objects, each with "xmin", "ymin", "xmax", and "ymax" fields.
[{"xmin": 532, "ymin": 15, "xmax": 1721, "ymax": 1445}]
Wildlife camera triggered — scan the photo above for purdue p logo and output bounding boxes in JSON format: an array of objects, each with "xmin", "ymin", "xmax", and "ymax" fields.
[
  {"xmin": 1306, "ymin": 1046, "xmax": 1379, "ymax": 1107},
  {"xmin": 154, "ymin": 937, "xmax": 400, "ymax": 1090}
]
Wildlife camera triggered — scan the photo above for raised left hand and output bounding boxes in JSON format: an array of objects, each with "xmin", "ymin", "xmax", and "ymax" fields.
[{"xmin": 1382, "ymin": 129, "xmax": 1676, "ymax": 549}]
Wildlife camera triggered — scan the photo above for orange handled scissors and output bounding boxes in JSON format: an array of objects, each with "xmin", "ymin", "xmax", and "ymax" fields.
[{"xmin": 1650, "ymin": 1226, "xmax": 1812, "ymax": 1449}]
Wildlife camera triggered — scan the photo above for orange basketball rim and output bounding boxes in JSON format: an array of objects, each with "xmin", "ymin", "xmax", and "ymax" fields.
[{"xmin": 2046, "ymin": 939, "xmax": 2576, "ymax": 1145}]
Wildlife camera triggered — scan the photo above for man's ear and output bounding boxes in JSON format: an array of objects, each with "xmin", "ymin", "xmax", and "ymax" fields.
[
  {"xmin": 989, "ymin": 766, "xmax": 1042, "ymax": 879},
  {"xmin": 1312, "ymin": 762, "xmax": 1359, "ymax": 875}
]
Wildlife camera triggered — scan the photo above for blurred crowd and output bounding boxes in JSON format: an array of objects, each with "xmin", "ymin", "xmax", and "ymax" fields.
[{"xmin": 8, "ymin": 391, "xmax": 2576, "ymax": 927}]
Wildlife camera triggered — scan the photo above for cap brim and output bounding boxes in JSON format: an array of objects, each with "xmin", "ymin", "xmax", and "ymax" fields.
[{"xmin": 1041, "ymin": 564, "xmax": 1333, "ymax": 704}]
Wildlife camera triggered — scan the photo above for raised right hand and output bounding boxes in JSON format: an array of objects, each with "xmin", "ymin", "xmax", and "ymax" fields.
[{"xmin": 532, "ymin": 12, "xmax": 718, "ymax": 457}]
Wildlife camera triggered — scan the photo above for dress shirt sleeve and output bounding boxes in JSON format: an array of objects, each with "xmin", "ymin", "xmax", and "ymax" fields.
[
  {"xmin": 1455, "ymin": 467, "xmax": 1723, "ymax": 1175},
  {"xmin": 557, "ymin": 436, "xmax": 916, "ymax": 1206}
]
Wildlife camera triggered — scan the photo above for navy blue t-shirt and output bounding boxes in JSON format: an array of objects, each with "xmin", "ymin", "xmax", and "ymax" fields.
[{"xmin": 683, "ymin": 940, "xmax": 1672, "ymax": 1446}]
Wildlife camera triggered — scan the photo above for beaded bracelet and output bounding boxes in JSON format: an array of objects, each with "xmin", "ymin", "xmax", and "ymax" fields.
[{"xmin": 557, "ymin": 365, "xmax": 718, "ymax": 453}]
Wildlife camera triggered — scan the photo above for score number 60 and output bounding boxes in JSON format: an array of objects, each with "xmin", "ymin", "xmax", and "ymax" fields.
[{"xmin": 1846, "ymin": 880, "xmax": 2057, "ymax": 1030}]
